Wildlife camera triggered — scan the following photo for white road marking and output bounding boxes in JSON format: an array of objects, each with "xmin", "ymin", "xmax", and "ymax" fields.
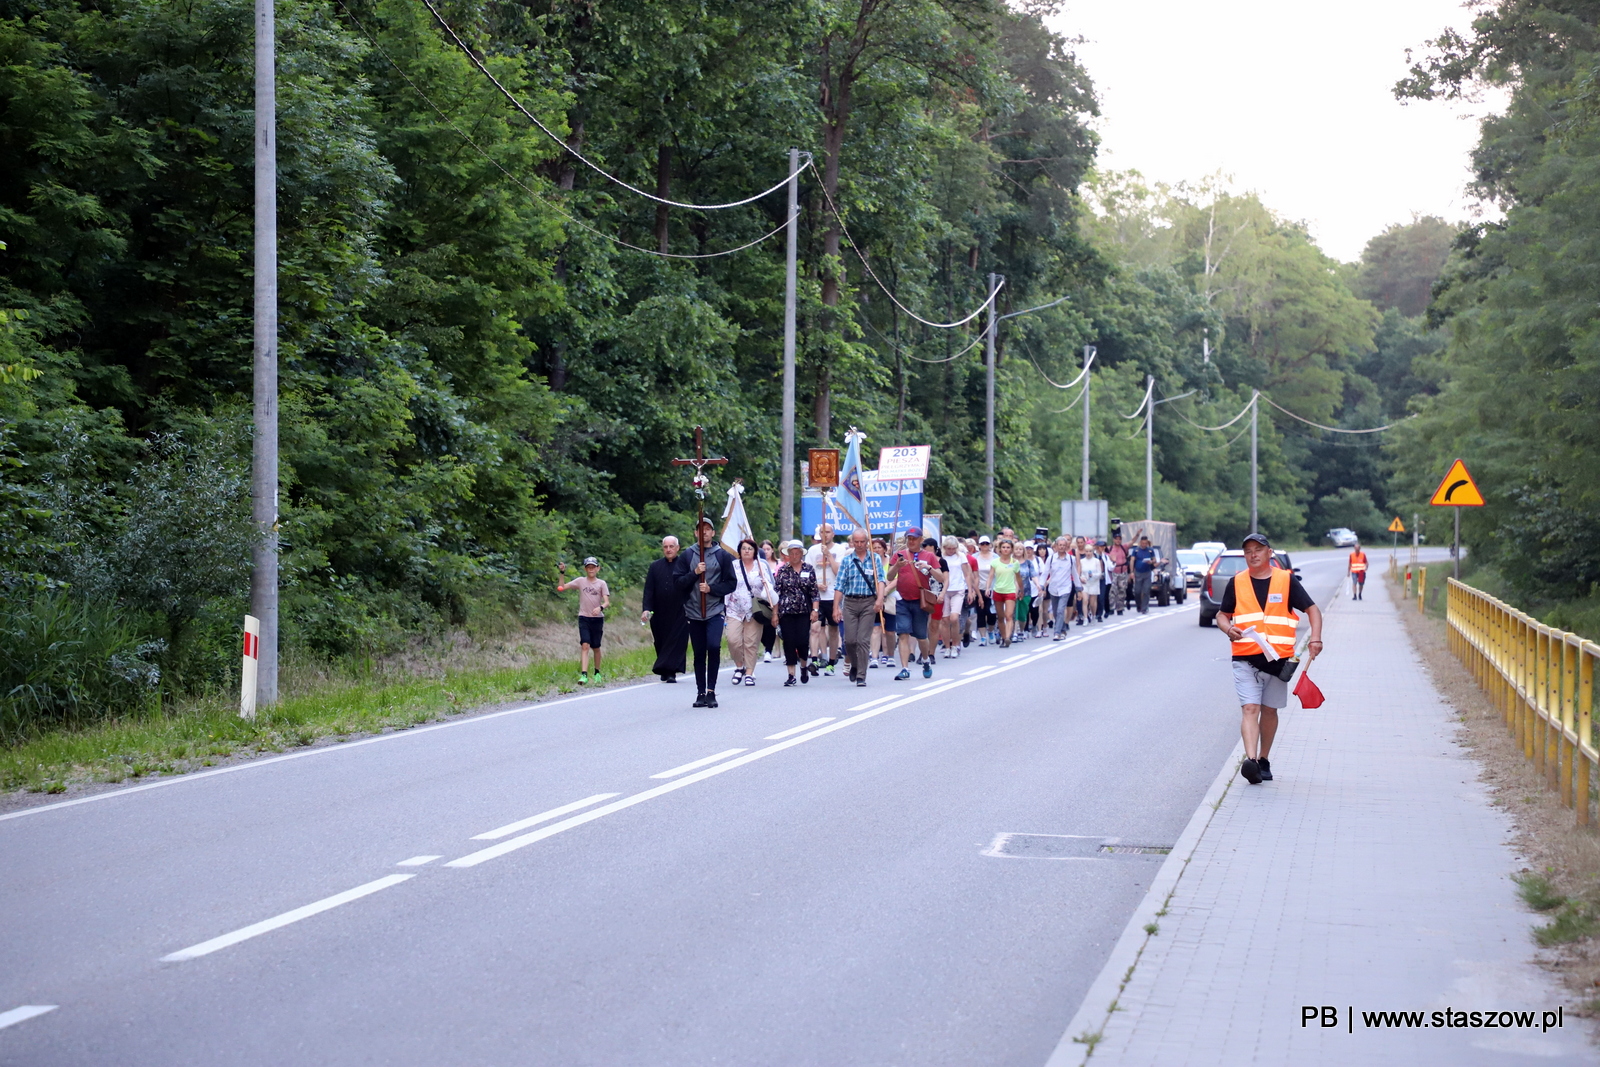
[
  {"xmin": 961, "ymin": 665, "xmax": 999, "ymax": 676},
  {"xmin": 471, "ymin": 793, "xmax": 622, "ymax": 840},
  {"xmin": 1001, "ymin": 653, "xmax": 1027, "ymax": 663},
  {"xmin": 764, "ymin": 718, "xmax": 835, "ymax": 740},
  {"xmin": 649, "ymin": 749, "xmax": 747, "ymax": 780},
  {"xmin": 911, "ymin": 679, "xmax": 945, "ymax": 690},
  {"xmin": 0, "ymin": 1005, "xmax": 57, "ymax": 1031},
  {"xmin": 847, "ymin": 694, "xmax": 900, "ymax": 712},
  {"xmin": 395, "ymin": 855, "xmax": 441, "ymax": 866},
  {"xmin": 160, "ymin": 874, "xmax": 414, "ymax": 962}
]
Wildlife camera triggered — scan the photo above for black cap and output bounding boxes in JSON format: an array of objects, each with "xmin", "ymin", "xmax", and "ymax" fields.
[{"xmin": 1241, "ymin": 531, "xmax": 1272, "ymax": 549}]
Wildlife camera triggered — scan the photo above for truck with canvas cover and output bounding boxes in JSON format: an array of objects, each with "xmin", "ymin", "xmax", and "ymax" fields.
[{"xmin": 1115, "ymin": 519, "xmax": 1184, "ymax": 606}]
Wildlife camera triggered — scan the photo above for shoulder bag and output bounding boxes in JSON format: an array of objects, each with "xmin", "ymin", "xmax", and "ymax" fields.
[{"xmin": 740, "ymin": 560, "xmax": 773, "ymax": 624}]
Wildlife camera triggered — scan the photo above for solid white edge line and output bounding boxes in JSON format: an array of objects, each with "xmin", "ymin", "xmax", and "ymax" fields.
[
  {"xmin": 471, "ymin": 793, "xmax": 622, "ymax": 840},
  {"xmin": 763, "ymin": 717, "xmax": 836, "ymax": 741},
  {"xmin": 0, "ymin": 679, "xmax": 664, "ymax": 825},
  {"xmin": 445, "ymin": 607, "xmax": 1189, "ymax": 872},
  {"xmin": 648, "ymin": 749, "xmax": 748, "ymax": 780},
  {"xmin": 395, "ymin": 855, "xmax": 441, "ymax": 866},
  {"xmin": 1042, "ymin": 739, "xmax": 1243, "ymax": 1067},
  {"xmin": 160, "ymin": 874, "xmax": 415, "ymax": 962},
  {"xmin": 0, "ymin": 1005, "xmax": 57, "ymax": 1031}
]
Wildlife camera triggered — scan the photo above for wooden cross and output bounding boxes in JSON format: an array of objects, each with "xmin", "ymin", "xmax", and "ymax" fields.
[{"xmin": 671, "ymin": 426, "xmax": 728, "ymax": 617}]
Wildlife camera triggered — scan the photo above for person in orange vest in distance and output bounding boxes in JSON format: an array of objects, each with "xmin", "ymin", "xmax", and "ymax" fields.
[
  {"xmin": 1215, "ymin": 532, "xmax": 1324, "ymax": 785},
  {"xmin": 1347, "ymin": 541, "xmax": 1368, "ymax": 600}
]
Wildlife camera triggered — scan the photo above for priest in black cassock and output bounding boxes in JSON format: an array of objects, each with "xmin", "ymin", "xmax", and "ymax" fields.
[{"xmin": 641, "ymin": 535, "xmax": 689, "ymax": 682}]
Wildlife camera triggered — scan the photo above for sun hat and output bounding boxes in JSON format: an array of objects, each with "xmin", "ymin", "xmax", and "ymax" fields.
[{"xmin": 782, "ymin": 539, "xmax": 804, "ymax": 552}]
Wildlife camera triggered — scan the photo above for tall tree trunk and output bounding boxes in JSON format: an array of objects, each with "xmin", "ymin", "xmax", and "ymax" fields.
[
  {"xmin": 816, "ymin": 41, "xmax": 854, "ymax": 445},
  {"xmin": 655, "ymin": 145, "xmax": 672, "ymax": 253}
]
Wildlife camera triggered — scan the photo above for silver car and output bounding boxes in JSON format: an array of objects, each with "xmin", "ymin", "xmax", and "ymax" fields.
[{"xmin": 1326, "ymin": 527, "xmax": 1359, "ymax": 548}]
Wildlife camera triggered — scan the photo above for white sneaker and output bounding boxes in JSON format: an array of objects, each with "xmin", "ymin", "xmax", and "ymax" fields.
[{"xmin": 763, "ymin": 651, "xmax": 773, "ymax": 663}]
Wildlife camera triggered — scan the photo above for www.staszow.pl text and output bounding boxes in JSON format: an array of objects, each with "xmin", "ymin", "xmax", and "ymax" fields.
[{"xmin": 1302, "ymin": 1006, "xmax": 1565, "ymax": 1032}]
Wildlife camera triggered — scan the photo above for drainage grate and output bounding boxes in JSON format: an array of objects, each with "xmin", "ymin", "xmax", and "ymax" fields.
[
  {"xmin": 1097, "ymin": 844, "xmax": 1172, "ymax": 856},
  {"xmin": 983, "ymin": 833, "xmax": 1174, "ymax": 859}
]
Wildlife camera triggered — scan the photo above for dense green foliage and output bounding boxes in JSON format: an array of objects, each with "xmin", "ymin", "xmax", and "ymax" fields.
[
  {"xmin": 1394, "ymin": 0, "xmax": 1600, "ymax": 614},
  {"xmin": 0, "ymin": 0, "xmax": 1455, "ymax": 729}
]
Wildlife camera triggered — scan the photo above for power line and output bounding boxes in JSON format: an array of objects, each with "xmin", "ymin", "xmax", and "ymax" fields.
[
  {"xmin": 816, "ymin": 183, "xmax": 1003, "ymax": 329},
  {"xmin": 342, "ymin": 0, "xmax": 794, "ymax": 260},
  {"xmin": 999, "ymin": 293, "xmax": 1073, "ymax": 321},
  {"xmin": 420, "ymin": 0, "xmax": 801, "ymax": 211},
  {"xmin": 1017, "ymin": 338, "xmax": 1096, "ymax": 389},
  {"xmin": 1261, "ymin": 395, "xmax": 1406, "ymax": 433}
]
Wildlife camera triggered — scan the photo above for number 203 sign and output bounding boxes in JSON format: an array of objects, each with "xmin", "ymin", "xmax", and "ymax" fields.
[{"xmin": 877, "ymin": 445, "xmax": 931, "ymax": 481}]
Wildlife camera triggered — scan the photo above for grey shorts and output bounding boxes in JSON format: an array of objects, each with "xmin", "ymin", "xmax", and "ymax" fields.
[{"xmin": 1232, "ymin": 660, "xmax": 1288, "ymax": 708}]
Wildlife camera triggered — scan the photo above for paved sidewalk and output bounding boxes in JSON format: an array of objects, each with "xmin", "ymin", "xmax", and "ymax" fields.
[{"xmin": 1049, "ymin": 572, "xmax": 1594, "ymax": 1065}]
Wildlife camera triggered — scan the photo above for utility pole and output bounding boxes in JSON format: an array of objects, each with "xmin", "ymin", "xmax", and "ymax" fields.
[
  {"xmin": 779, "ymin": 148, "xmax": 801, "ymax": 540},
  {"xmin": 1145, "ymin": 374, "xmax": 1154, "ymax": 521},
  {"xmin": 984, "ymin": 272, "xmax": 1000, "ymax": 528},
  {"xmin": 249, "ymin": 0, "xmax": 278, "ymax": 713},
  {"xmin": 1249, "ymin": 391, "xmax": 1259, "ymax": 534},
  {"xmin": 1081, "ymin": 345, "xmax": 1094, "ymax": 501}
]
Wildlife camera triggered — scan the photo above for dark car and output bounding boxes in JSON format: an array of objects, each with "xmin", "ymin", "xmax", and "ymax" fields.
[{"xmin": 1198, "ymin": 549, "xmax": 1298, "ymax": 627}]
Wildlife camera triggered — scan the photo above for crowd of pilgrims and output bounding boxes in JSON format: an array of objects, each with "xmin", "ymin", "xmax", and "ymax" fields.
[{"xmin": 631, "ymin": 519, "xmax": 1146, "ymax": 708}]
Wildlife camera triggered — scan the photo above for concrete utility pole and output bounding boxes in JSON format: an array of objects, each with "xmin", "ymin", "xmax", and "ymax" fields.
[
  {"xmin": 779, "ymin": 148, "xmax": 801, "ymax": 540},
  {"xmin": 983, "ymin": 272, "xmax": 1001, "ymax": 528},
  {"xmin": 1249, "ymin": 392, "xmax": 1259, "ymax": 534},
  {"xmin": 249, "ymin": 0, "xmax": 279, "ymax": 712},
  {"xmin": 1081, "ymin": 345, "xmax": 1094, "ymax": 501},
  {"xmin": 1145, "ymin": 374, "xmax": 1154, "ymax": 521}
]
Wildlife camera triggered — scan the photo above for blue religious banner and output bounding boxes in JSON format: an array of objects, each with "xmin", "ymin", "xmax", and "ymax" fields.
[{"xmin": 800, "ymin": 470, "xmax": 925, "ymax": 536}]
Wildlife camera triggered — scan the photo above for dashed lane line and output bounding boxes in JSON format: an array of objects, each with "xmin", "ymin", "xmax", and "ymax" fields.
[
  {"xmin": 160, "ymin": 875, "xmax": 414, "ymax": 962},
  {"xmin": 471, "ymin": 794, "xmax": 621, "ymax": 841},
  {"xmin": 0, "ymin": 1005, "xmax": 57, "ymax": 1031},
  {"xmin": 649, "ymin": 749, "xmax": 748, "ymax": 780},
  {"xmin": 764, "ymin": 717, "xmax": 835, "ymax": 740}
]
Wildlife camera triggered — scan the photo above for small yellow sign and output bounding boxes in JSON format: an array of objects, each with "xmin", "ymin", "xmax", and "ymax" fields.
[
  {"xmin": 1387, "ymin": 516, "xmax": 1405, "ymax": 533},
  {"xmin": 1429, "ymin": 458, "xmax": 1485, "ymax": 507}
]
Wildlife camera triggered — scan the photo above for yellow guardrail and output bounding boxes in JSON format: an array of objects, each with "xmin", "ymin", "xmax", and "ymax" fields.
[{"xmin": 1447, "ymin": 578, "xmax": 1599, "ymax": 826}]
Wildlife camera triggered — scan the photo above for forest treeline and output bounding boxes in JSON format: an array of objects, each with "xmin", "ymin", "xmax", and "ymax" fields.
[{"xmin": 3, "ymin": 0, "xmax": 1568, "ymax": 731}]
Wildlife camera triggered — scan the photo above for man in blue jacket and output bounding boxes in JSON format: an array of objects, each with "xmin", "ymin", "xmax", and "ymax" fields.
[
  {"xmin": 675, "ymin": 518, "xmax": 738, "ymax": 707},
  {"xmin": 1130, "ymin": 535, "xmax": 1159, "ymax": 614}
]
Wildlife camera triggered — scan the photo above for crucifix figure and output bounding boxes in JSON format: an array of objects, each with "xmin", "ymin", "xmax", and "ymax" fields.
[{"xmin": 672, "ymin": 426, "xmax": 728, "ymax": 618}]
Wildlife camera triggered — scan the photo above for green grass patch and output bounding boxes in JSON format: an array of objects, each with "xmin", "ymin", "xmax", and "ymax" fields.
[
  {"xmin": 1, "ymin": 646, "xmax": 656, "ymax": 795},
  {"xmin": 1514, "ymin": 872, "xmax": 1567, "ymax": 912}
]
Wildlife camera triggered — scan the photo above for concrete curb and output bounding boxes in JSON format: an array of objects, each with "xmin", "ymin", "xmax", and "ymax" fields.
[{"xmin": 1043, "ymin": 736, "xmax": 1243, "ymax": 1065}]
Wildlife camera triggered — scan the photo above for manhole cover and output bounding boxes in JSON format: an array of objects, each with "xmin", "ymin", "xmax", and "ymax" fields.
[{"xmin": 983, "ymin": 834, "xmax": 1173, "ymax": 859}]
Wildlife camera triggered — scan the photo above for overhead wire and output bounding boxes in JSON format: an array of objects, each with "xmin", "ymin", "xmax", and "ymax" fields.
[
  {"xmin": 1261, "ymin": 395, "xmax": 1406, "ymax": 433},
  {"xmin": 341, "ymin": 0, "xmax": 796, "ymax": 260},
  {"xmin": 1017, "ymin": 339, "xmax": 1096, "ymax": 389},
  {"xmin": 419, "ymin": 0, "xmax": 801, "ymax": 210}
]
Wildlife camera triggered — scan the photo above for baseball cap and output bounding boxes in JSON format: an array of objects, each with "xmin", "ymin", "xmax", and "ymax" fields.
[
  {"xmin": 905, "ymin": 526, "xmax": 921, "ymax": 538},
  {"xmin": 1241, "ymin": 532, "xmax": 1272, "ymax": 549},
  {"xmin": 978, "ymin": 535, "xmax": 992, "ymax": 545},
  {"xmin": 782, "ymin": 539, "xmax": 804, "ymax": 552},
  {"xmin": 582, "ymin": 556, "xmax": 599, "ymax": 566}
]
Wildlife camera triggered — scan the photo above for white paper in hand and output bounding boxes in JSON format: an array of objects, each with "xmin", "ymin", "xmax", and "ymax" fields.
[{"xmin": 1241, "ymin": 626, "xmax": 1279, "ymax": 661}]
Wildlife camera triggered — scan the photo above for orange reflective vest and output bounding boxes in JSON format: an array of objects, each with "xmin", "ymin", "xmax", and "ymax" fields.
[
  {"xmin": 1348, "ymin": 550, "xmax": 1367, "ymax": 573},
  {"xmin": 1229, "ymin": 568, "xmax": 1299, "ymax": 659}
]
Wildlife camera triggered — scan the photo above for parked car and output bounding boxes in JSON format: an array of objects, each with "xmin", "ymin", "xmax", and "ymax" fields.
[
  {"xmin": 1325, "ymin": 527, "xmax": 1359, "ymax": 548},
  {"xmin": 1198, "ymin": 549, "xmax": 1300, "ymax": 627},
  {"xmin": 1191, "ymin": 541, "xmax": 1227, "ymax": 563},
  {"xmin": 1176, "ymin": 549, "xmax": 1210, "ymax": 590}
]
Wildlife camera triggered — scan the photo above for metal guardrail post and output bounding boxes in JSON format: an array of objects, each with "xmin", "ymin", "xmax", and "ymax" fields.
[{"xmin": 1580, "ymin": 648, "xmax": 1595, "ymax": 827}]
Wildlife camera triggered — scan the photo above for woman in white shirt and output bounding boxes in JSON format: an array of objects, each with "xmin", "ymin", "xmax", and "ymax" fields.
[
  {"xmin": 726, "ymin": 538, "xmax": 776, "ymax": 685},
  {"xmin": 1079, "ymin": 540, "xmax": 1105, "ymax": 627},
  {"xmin": 939, "ymin": 535, "xmax": 974, "ymax": 658},
  {"xmin": 972, "ymin": 536, "xmax": 997, "ymax": 645}
]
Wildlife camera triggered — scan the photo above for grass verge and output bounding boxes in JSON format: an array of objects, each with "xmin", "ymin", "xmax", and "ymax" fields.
[{"xmin": 2, "ymin": 633, "xmax": 657, "ymax": 802}]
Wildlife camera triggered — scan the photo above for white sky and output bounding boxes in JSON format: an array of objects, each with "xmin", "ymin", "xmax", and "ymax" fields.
[{"xmin": 1051, "ymin": 0, "xmax": 1503, "ymax": 262}]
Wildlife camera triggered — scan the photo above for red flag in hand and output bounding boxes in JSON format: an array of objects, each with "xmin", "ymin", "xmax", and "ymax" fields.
[{"xmin": 1293, "ymin": 669, "xmax": 1325, "ymax": 709}]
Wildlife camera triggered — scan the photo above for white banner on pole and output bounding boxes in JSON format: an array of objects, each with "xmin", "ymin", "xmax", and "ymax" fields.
[
  {"xmin": 240, "ymin": 614, "xmax": 261, "ymax": 720},
  {"xmin": 877, "ymin": 445, "xmax": 931, "ymax": 481},
  {"xmin": 719, "ymin": 481, "xmax": 755, "ymax": 555}
]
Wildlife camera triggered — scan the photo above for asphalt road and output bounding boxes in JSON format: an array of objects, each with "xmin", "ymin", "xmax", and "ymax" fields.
[{"xmin": 1, "ymin": 548, "xmax": 1415, "ymax": 1065}]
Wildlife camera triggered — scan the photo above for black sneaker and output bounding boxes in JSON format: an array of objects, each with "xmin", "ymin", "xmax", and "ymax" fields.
[
  {"xmin": 1257, "ymin": 758, "xmax": 1273, "ymax": 781},
  {"xmin": 856, "ymin": 679, "xmax": 867, "ymax": 687},
  {"xmin": 799, "ymin": 664, "xmax": 809, "ymax": 684},
  {"xmin": 1240, "ymin": 758, "xmax": 1263, "ymax": 785},
  {"xmin": 784, "ymin": 675, "xmax": 797, "ymax": 687},
  {"xmin": 692, "ymin": 693, "xmax": 708, "ymax": 708},
  {"xmin": 704, "ymin": 691, "xmax": 718, "ymax": 709}
]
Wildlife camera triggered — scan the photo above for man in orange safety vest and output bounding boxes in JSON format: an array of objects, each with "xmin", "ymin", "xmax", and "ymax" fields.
[
  {"xmin": 1215, "ymin": 532, "xmax": 1324, "ymax": 785},
  {"xmin": 1347, "ymin": 542, "xmax": 1368, "ymax": 600}
]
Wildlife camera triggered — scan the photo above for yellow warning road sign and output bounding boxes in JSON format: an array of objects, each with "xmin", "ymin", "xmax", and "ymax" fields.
[
  {"xmin": 1387, "ymin": 516, "xmax": 1405, "ymax": 533},
  {"xmin": 1429, "ymin": 459, "xmax": 1485, "ymax": 507}
]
